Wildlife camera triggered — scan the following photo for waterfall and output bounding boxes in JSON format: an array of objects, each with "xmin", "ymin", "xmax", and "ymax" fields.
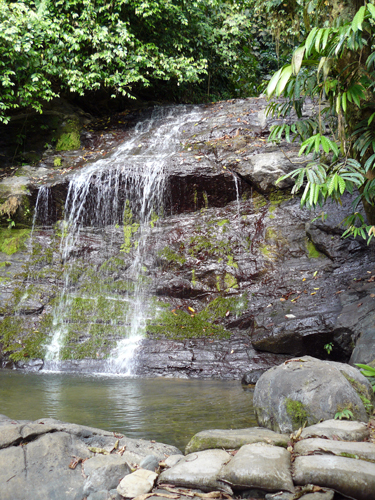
[{"xmin": 36, "ymin": 105, "xmax": 202, "ymax": 374}]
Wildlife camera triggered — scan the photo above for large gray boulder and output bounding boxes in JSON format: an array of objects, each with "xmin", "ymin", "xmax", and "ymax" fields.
[{"xmin": 253, "ymin": 356, "xmax": 374, "ymax": 433}]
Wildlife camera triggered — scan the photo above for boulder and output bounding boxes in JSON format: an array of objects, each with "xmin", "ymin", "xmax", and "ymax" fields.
[
  {"xmin": 293, "ymin": 455, "xmax": 375, "ymax": 500},
  {"xmin": 185, "ymin": 428, "xmax": 289, "ymax": 454},
  {"xmin": 253, "ymin": 356, "xmax": 374, "ymax": 433},
  {"xmin": 220, "ymin": 443, "xmax": 294, "ymax": 493},
  {"xmin": 157, "ymin": 449, "xmax": 233, "ymax": 494}
]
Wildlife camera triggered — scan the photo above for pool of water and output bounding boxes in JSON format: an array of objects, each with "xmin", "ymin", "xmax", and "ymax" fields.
[{"xmin": 0, "ymin": 370, "xmax": 255, "ymax": 451}]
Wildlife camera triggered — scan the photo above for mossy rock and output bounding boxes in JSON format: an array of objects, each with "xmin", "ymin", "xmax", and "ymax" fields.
[{"xmin": 55, "ymin": 118, "xmax": 81, "ymax": 151}]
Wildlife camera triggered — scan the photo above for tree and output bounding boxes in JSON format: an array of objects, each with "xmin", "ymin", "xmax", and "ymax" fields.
[
  {"xmin": 265, "ymin": 0, "xmax": 375, "ymax": 242},
  {"xmin": 0, "ymin": 0, "xmax": 292, "ymax": 123}
]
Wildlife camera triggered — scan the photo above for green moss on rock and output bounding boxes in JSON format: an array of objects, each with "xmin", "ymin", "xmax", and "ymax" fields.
[
  {"xmin": 0, "ymin": 228, "xmax": 30, "ymax": 255},
  {"xmin": 285, "ymin": 398, "xmax": 309, "ymax": 427},
  {"xmin": 306, "ymin": 238, "xmax": 324, "ymax": 259},
  {"xmin": 55, "ymin": 119, "xmax": 81, "ymax": 151}
]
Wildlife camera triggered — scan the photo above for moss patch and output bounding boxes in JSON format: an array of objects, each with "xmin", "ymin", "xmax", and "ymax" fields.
[
  {"xmin": 55, "ymin": 119, "xmax": 81, "ymax": 151},
  {"xmin": 0, "ymin": 316, "xmax": 47, "ymax": 361},
  {"xmin": 0, "ymin": 228, "xmax": 31, "ymax": 255},
  {"xmin": 306, "ymin": 238, "xmax": 324, "ymax": 259},
  {"xmin": 285, "ymin": 398, "xmax": 309, "ymax": 427},
  {"xmin": 158, "ymin": 247, "xmax": 186, "ymax": 265},
  {"xmin": 147, "ymin": 294, "xmax": 247, "ymax": 340}
]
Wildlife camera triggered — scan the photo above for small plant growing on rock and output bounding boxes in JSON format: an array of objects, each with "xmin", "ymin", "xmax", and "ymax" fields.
[
  {"xmin": 334, "ymin": 409, "xmax": 354, "ymax": 420},
  {"xmin": 324, "ymin": 342, "xmax": 334, "ymax": 355}
]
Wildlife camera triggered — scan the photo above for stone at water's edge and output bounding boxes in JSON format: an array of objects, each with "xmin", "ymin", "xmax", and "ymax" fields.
[
  {"xmin": 293, "ymin": 455, "xmax": 375, "ymax": 500},
  {"xmin": 299, "ymin": 419, "xmax": 370, "ymax": 441},
  {"xmin": 253, "ymin": 356, "xmax": 374, "ymax": 433},
  {"xmin": 117, "ymin": 469, "xmax": 158, "ymax": 498},
  {"xmin": 294, "ymin": 437, "xmax": 375, "ymax": 460},
  {"xmin": 157, "ymin": 449, "xmax": 233, "ymax": 494},
  {"xmin": 185, "ymin": 427, "xmax": 289, "ymax": 454},
  {"xmin": 220, "ymin": 442, "xmax": 295, "ymax": 493}
]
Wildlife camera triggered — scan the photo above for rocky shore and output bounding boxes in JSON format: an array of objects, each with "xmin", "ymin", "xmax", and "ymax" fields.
[{"xmin": 1, "ymin": 413, "xmax": 374, "ymax": 500}]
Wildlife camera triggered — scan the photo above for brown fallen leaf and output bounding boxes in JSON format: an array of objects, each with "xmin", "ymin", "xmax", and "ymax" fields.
[{"xmin": 69, "ymin": 456, "xmax": 83, "ymax": 469}]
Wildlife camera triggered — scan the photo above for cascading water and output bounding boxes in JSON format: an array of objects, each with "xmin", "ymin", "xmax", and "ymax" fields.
[{"xmin": 36, "ymin": 105, "xmax": 204, "ymax": 374}]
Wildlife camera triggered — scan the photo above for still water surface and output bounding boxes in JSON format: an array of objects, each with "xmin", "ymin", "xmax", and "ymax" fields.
[{"xmin": 0, "ymin": 370, "xmax": 255, "ymax": 450}]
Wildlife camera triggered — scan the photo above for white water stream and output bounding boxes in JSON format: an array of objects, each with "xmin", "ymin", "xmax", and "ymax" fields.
[{"xmin": 37, "ymin": 105, "xmax": 205, "ymax": 373}]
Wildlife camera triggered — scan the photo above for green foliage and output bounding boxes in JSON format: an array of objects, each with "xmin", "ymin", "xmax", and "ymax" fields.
[
  {"xmin": 356, "ymin": 363, "xmax": 375, "ymax": 392},
  {"xmin": 266, "ymin": 1, "xmax": 375, "ymax": 242},
  {"xmin": 0, "ymin": 0, "xmax": 292, "ymax": 116}
]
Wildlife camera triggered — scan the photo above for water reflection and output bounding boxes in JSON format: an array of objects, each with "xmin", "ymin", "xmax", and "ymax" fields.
[{"xmin": 0, "ymin": 370, "xmax": 255, "ymax": 450}]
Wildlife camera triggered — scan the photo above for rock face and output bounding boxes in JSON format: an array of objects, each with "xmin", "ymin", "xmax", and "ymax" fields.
[
  {"xmin": 253, "ymin": 356, "xmax": 374, "ymax": 433},
  {"xmin": 1, "ymin": 98, "xmax": 375, "ymax": 376}
]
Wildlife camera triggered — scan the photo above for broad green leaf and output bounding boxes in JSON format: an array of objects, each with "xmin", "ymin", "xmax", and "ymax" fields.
[
  {"xmin": 338, "ymin": 175, "xmax": 346, "ymax": 194},
  {"xmin": 292, "ymin": 46, "xmax": 305, "ymax": 75},
  {"xmin": 352, "ymin": 5, "xmax": 366, "ymax": 32},
  {"xmin": 275, "ymin": 65, "xmax": 293, "ymax": 95},
  {"xmin": 368, "ymin": 4, "xmax": 375, "ymax": 19},
  {"xmin": 267, "ymin": 67, "xmax": 283, "ymax": 97},
  {"xmin": 305, "ymin": 27, "xmax": 318, "ymax": 56},
  {"xmin": 314, "ymin": 29, "xmax": 324, "ymax": 52},
  {"xmin": 342, "ymin": 92, "xmax": 347, "ymax": 112}
]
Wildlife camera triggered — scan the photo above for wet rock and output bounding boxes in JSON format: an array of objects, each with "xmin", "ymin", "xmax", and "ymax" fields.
[
  {"xmin": 350, "ymin": 328, "xmax": 375, "ymax": 366},
  {"xmin": 15, "ymin": 358, "xmax": 44, "ymax": 371},
  {"xmin": 294, "ymin": 437, "xmax": 375, "ymax": 461},
  {"xmin": 158, "ymin": 449, "xmax": 233, "ymax": 494},
  {"xmin": 83, "ymin": 455, "xmax": 131, "ymax": 495},
  {"xmin": 293, "ymin": 455, "xmax": 375, "ymax": 500},
  {"xmin": 300, "ymin": 419, "xmax": 370, "ymax": 442},
  {"xmin": 232, "ymin": 150, "xmax": 310, "ymax": 192},
  {"xmin": 220, "ymin": 443, "xmax": 294, "ymax": 493},
  {"xmin": 253, "ymin": 356, "xmax": 374, "ymax": 433},
  {"xmin": 185, "ymin": 428, "xmax": 289, "ymax": 454},
  {"xmin": 139, "ymin": 455, "xmax": 160, "ymax": 472},
  {"xmin": 241, "ymin": 369, "xmax": 266, "ymax": 385},
  {"xmin": 117, "ymin": 469, "xmax": 158, "ymax": 498}
]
